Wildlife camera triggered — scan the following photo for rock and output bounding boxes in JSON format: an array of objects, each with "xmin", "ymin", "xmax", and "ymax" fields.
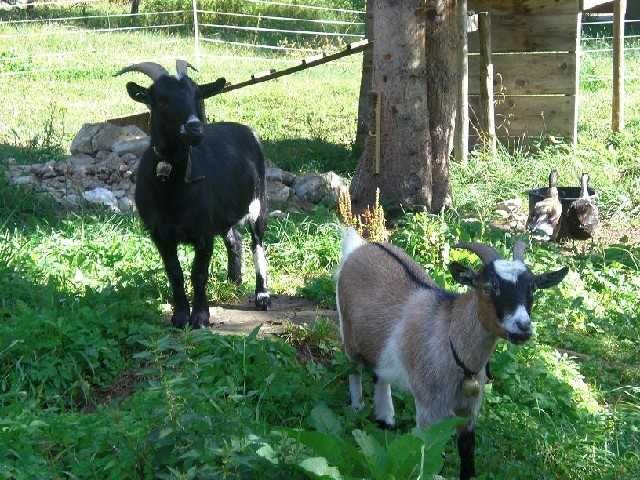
[
  {"xmin": 293, "ymin": 175, "xmax": 325, "ymax": 204},
  {"xmin": 6, "ymin": 158, "xmax": 16, "ymax": 165},
  {"xmin": 11, "ymin": 175, "xmax": 35, "ymax": 186},
  {"xmin": 117, "ymin": 197, "xmax": 133, "ymax": 213},
  {"xmin": 281, "ymin": 170, "xmax": 296, "ymax": 186},
  {"xmin": 68, "ymin": 153, "xmax": 95, "ymax": 169},
  {"xmin": 266, "ymin": 167, "xmax": 284, "ymax": 183},
  {"xmin": 40, "ymin": 165, "xmax": 57, "ymax": 179},
  {"xmin": 92, "ymin": 123, "xmax": 146, "ymax": 153},
  {"xmin": 64, "ymin": 194, "xmax": 81, "ymax": 208},
  {"xmin": 112, "ymin": 190, "xmax": 126, "ymax": 199},
  {"xmin": 71, "ymin": 123, "xmax": 103, "ymax": 155},
  {"xmin": 294, "ymin": 171, "xmax": 348, "ymax": 207},
  {"xmin": 82, "ymin": 187, "xmax": 119, "ymax": 212},
  {"xmin": 96, "ymin": 150, "xmax": 110, "ymax": 161},
  {"xmin": 266, "ymin": 181, "xmax": 291, "ymax": 206},
  {"xmin": 318, "ymin": 171, "xmax": 348, "ymax": 206},
  {"xmin": 496, "ymin": 198, "xmax": 522, "ymax": 214},
  {"xmin": 112, "ymin": 137, "xmax": 149, "ymax": 156}
]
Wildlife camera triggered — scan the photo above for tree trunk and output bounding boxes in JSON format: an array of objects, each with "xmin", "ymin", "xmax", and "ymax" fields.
[
  {"xmin": 350, "ymin": 0, "xmax": 459, "ymax": 215},
  {"xmin": 354, "ymin": 0, "xmax": 375, "ymax": 154},
  {"xmin": 131, "ymin": 0, "xmax": 141, "ymax": 15}
]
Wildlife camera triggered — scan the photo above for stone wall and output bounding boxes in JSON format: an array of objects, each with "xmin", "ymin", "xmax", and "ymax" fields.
[{"xmin": 5, "ymin": 121, "xmax": 349, "ymax": 214}]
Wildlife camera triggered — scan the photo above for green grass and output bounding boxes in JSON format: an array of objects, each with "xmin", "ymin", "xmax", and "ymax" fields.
[{"xmin": 1, "ymin": 8, "xmax": 640, "ymax": 480}]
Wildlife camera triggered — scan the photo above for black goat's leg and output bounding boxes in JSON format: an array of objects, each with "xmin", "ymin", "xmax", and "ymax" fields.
[
  {"xmin": 155, "ymin": 239, "xmax": 189, "ymax": 328},
  {"xmin": 189, "ymin": 238, "xmax": 213, "ymax": 328},
  {"xmin": 249, "ymin": 215, "xmax": 271, "ymax": 311},
  {"xmin": 457, "ymin": 426, "xmax": 476, "ymax": 480},
  {"xmin": 223, "ymin": 227, "xmax": 243, "ymax": 285}
]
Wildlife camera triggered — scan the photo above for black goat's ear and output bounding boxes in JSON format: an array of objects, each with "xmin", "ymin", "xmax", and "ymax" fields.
[
  {"xmin": 199, "ymin": 77, "xmax": 227, "ymax": 98},
  {"xmin": 534, "ymin": 267, "xmax": 569, "ymax": 290},
  {"xmin": 449, "ymin": 262, "xmax": 477, "ymax": 287},
  {"xmin": 126, "ymin": 82, "xmax": 150, "ymax": 105}
]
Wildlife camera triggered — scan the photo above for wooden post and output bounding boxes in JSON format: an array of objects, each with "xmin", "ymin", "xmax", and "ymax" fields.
[
  {"xmin": 612, "ymin": 0, "xmax": 627, "ymax": 132},
  {"xmin": 454, "ymin": 0, "xmax": 469, "ymax": 164},
  {"xmin": 478, "ymin": 12, "xmax": 496, "ymax": 157}
]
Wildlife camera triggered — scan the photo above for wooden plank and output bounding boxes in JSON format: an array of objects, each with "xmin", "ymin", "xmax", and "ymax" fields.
[
  {"xmin": 468, "ymin": 0, "xmax": 580, "ymax": 15},
  {"xmin": 455, "ymin": 0, "xmax": 469, "ymax": 164},
  {"xmin": 469, "ymin": 95, "xmax": 576, "ymax": 138},
  {"xmin": 612, "ymin": 0, "xmax": 626, "ymax": 132},
  {"xmin": 469, "ymin": 52, "xmax": 576, "ymax": 95},
  {"xmin": 469, "ymin": 14, "xmax": 579, "ymax": 53},
  {"xmin": 571, "ymin": 13, "xmax": 582, "ymax": 144},
  {"xmin": 478, "ymin": 12, "xmax": 497, "ymax": 156}
]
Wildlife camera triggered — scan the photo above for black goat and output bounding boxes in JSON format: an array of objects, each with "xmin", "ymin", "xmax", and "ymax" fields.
[{"xmin": 116, "ymin": 60, "xmax": 271, "ymax": 328}]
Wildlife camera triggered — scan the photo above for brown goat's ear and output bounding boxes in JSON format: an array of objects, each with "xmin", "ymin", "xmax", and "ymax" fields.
[
  {"xmin": 126, "ymin": 82, "xmax": 150, "ymax": 105},
  {"xmin": 534, "ymin": 267, "xmax": 569, "ymax": 290},
  {"xmin": 199, "ymin": 77, "xmax": 227, "ymax": 98},
  {"xmin": 449, "ymin": 262, "xmax": 477, "ymax": 287}
]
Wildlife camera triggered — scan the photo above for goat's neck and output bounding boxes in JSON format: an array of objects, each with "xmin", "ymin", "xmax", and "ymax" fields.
[{"xmin": 448, "ymin": 292, "xmax": 499, "ymax": 375}]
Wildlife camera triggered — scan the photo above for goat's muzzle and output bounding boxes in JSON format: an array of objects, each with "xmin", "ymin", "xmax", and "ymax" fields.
[{"xmin": 180, "ymin": 118, "xmax": 204, "ymax": 145}]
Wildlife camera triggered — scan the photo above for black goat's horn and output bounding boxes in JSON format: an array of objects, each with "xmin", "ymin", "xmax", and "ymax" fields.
[
  {"xmin": 114, "ymin": 62, "xmax": 170, "ymax": 81},
  {"xmin": 512, "ymin": 240, "xmax": 527, "ymax": 261},
  {"xmin": 176, "ymin": 59, "xmax": 197, "ymax": 78},
  {"xmin": 454, "ymin": 242, "xmax": 502, "ymax": 265}
]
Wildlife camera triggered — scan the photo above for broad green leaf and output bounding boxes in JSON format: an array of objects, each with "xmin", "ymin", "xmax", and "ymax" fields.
[
  {"xmin": 310, "ymin": 403, "xmax": 343, "ymax": 436},
  {"xmin": 256, "ymin": 444, "xmax": 279, "ymax": 465},
  {"xmin": 352, "ymin": 429, "xmax": 389, "ymax": 478},
  {"xmin": 299, "ymin": 456, "xmax": 343, "ymax": 480},
  {"xmin": 386, "ymin": 432, "xmax": 425, "ymax": 478}
]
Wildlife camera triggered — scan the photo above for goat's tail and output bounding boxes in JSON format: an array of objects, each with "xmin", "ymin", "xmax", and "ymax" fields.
[
  {"xmin": 341, "ymin": 227, "xmax": 366, "ymax": 264},
  {"xmin": 336, "ymin": 227, "xmax": 365, "ymax": 344}
]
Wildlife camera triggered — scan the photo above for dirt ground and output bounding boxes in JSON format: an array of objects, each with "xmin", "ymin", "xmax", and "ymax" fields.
[{"xmin": 162, "ymin": 295, "xmax": 337, "ymax": 336}]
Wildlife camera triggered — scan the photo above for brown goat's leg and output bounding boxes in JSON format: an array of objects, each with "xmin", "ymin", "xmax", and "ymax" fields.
[
  {"xmin": 156, "ymin": 239, "xmax": 189, "ymax": 328},
  {"xmin": 190, "ymin": 238, "xmax": 213, "ymax": 328},
  {"xmin": 223, "ymin": 228, "xmax": 243, "ymax": 285},
  {"xmin": 457, "ymin": 426, "xmax": 476, "ymax": 479}
]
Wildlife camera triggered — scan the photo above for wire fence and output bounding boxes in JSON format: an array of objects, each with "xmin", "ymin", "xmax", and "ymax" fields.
[
  {"xmin": 0, "ymin": 2, "xmax": 638, "ymax": 84},
  {"xmin": 0, "ymin": 0, "xmax": 368, "ymax": 77}
]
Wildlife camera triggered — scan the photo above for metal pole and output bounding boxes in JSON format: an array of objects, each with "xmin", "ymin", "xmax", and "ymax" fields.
[{"xmin": 192, "ymin": 0, "xmax": 201, "ymax": 68}]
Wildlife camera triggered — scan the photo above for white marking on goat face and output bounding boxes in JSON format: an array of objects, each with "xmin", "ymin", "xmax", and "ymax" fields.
[
  {"xmin": 502, "ymin": 304, "xmax": 532, "ymax": 336},
  {"xmin": 493, "ymin": 260, "xmax": 526, "ymax": 283},
  {"xmin": 248, "ymin": 198, "xmax": 261, "ymax": 222},
  {"xmin": 179, "ymin": 114, "xmax": 200, "ymax": 134}
]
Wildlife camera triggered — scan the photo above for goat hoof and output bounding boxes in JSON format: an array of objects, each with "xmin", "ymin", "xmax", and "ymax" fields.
[
  {"xmin": 255, "ymin": 292, "xmax": 271, "ymax": 311},
  {"xmin": 189, "ymin": 310, "xmax": 210, "ymax": 329},
  {"xmin": 171, "ymin": 311, "xmax": 190, "ymax": 328},
  {"xmin": 375, "ymin": 419, "xmax": 396, "ymax": 431}
]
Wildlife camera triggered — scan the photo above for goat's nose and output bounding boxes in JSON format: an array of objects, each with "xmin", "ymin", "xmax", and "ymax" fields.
[
  {"xmin": 185, "ymin": 119, "xmax": 203, "ymax": 137},
  {"xmin": 516, "ymin": 319, "xmax": 531, "ymax": 332}
]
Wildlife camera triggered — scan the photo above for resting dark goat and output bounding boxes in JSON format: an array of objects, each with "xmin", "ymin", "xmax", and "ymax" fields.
[{"xmin": 116, "ymin": 60, "xmax": 271, "ymax": 328}]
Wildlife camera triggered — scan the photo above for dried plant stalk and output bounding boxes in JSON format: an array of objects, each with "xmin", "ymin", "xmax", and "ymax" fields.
[{"xmin": 338, "ymin": 188, "xmax": 388, "ymax": 243}]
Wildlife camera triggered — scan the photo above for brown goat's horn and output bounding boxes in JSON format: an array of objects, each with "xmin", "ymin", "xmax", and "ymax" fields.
[
  {"xmin": 176, "ymin": 59, "xmax": 197, "ymax": 78},
  {"xmin": 512, "ymin": 240, "xmax": 527, "ymax": 261},
  {"xmin": 114, "ymin": 62, "xmax": 170, "ymax": 81},
  {"xmin": 454, "ymin": 242, "xmax": 502, "ymax": 265}
]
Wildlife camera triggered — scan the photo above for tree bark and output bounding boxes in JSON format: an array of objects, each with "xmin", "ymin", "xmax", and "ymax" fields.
[
  {"xmin": 131, "ymin": 0, "xmax": 141, "ymax": 15},
  {"xmin": 350, "ymin": 0, "xmax": 458, "ymax": 215},
  {"xmin": 354, "ymin": 0, "xmax": 375, "ymax": 154}
]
